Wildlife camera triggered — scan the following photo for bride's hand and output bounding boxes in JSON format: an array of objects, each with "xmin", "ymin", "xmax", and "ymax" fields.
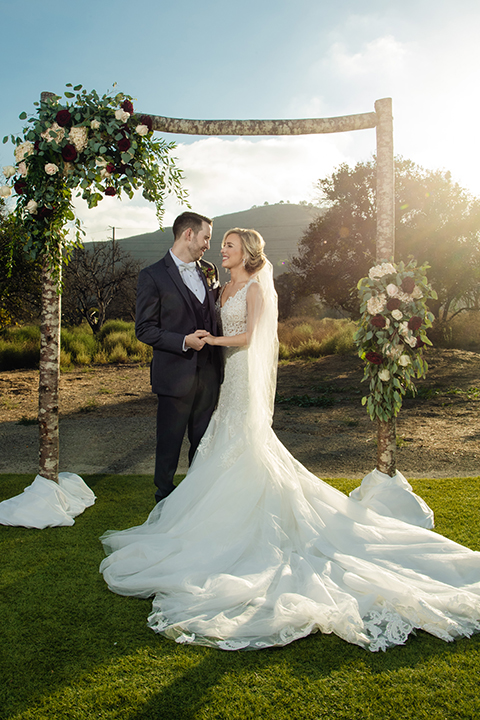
[{"xmin": 204, "ymin": 333, "xmax": 218, "ymax": 346}]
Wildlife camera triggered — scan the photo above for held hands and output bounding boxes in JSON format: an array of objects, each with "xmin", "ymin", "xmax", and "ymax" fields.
[
  {"xmin": 185, "ymin": 330, "xmax": 219, "ymax": 350},
  {"xmin": 185, "ymin": 329, "xmax": 210, "ymax": 351}
]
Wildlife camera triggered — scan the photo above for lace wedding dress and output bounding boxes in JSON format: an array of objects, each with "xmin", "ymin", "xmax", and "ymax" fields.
[{"xmin": 100, "ymin": 264, "xmax": 480, "ymax": 652}]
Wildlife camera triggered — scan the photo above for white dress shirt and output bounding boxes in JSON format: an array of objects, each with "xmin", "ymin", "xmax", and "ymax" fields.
[{"xmin": 170, "ymin": 250, "xmax": 206, "ymax": 303}]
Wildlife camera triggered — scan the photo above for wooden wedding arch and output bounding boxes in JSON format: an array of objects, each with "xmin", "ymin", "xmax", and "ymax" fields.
[{"xmin": 38, "ymin": 93, "xmax": 396, "ymax": 479}]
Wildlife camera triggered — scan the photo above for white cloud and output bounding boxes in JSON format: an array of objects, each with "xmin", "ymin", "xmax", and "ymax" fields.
[{"xmin": 72, "ymin": 133, "xmax": 366, "ymax": 236}]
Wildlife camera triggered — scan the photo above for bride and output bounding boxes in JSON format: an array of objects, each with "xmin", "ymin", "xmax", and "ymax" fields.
[{"xmin": 100, "ymin": 228, "xmax": 480, "ymax": 652}]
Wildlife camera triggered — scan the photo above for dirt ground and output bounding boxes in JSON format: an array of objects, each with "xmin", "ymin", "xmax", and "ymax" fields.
[{"xmin": 1, "ymin": 348, "xmax": 480, "ymax": 478}]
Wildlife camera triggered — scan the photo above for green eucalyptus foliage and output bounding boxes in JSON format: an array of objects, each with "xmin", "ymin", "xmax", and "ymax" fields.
[
  {"xmin": 355, "ymin": 259, "xmax": 437, "ymax": 421},
  {"xmin": 2, "ymin": 83, "xmax": 188, "ymax": 273}
]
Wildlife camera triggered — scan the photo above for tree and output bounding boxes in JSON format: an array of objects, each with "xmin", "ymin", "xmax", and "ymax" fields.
[
  {"xmin": 0, "ymin": 200, "xmax": 41, "ymax": 328},
  {"xmin": 62, "ymin": 241, "xmax": 141, "ymax": 332},
  {"xmin": 292, "ymin": 158, "xmax": 480, "ymax": 321}
]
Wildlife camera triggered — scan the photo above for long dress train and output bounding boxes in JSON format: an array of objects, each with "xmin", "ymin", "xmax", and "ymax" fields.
[{"xmin": 100, "ymin": 265, "xmax": 480, "ymax": 652}]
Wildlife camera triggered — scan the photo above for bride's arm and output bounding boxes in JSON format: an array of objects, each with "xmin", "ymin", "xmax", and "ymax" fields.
[{"xmin": 204, "ymin": 283, "xmax": 263, "ymax": 347}]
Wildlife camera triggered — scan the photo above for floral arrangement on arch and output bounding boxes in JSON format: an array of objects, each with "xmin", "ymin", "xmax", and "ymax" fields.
[
  {"xmin": 354, "ymin": 259, "xmax": 437, "ymax": 422},
  {"xmin": 0, "ymin": 83, "xmax": 187, "ymax": 269}
]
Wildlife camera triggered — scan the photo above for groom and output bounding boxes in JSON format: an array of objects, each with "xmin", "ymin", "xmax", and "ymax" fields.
[{"xmin": 135, "ymin": 211, "xmax": 223, "ymax": 503}]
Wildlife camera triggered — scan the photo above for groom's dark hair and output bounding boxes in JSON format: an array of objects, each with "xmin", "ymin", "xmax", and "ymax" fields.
[{"xmin": 173, "ymin": 211, "xmax": 213, "ymax": 239}]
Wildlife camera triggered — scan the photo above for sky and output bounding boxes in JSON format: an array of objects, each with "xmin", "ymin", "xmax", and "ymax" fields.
[{"xmin": 1, "ymin": 0, "xmax": 479, "ymax": 241}]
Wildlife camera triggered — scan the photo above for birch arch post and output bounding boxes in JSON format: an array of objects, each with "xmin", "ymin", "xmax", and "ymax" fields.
[
  {"xmin": 0, "ymin": 85, "xmax": 187, "ymax": 528},
  {"xmin": 145, "ymin": 98, "xmax": 397, "ymax": 476}
]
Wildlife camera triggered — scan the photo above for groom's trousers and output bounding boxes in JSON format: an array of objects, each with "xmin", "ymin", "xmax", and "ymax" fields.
[{"xmin": 154, "ymin": 359, "xmax": 219, "ymax": 503}]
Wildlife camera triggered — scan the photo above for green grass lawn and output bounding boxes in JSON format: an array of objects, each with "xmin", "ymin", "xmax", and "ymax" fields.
[{"xmin": 1, "ymin": 474, "xmax": 480, "ymax": 720}]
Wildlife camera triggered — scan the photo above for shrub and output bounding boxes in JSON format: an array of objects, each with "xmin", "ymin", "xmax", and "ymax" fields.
[
  {"xmin": 109, "ymin": 343, "xmax": 129, "ymax": 364},
  {"xmin": 0, "ymin": 334, "xmax": 40, "ymax": 370},
  {"xmin": 277, "ymin": 318, "xmax": 356, "ymax": 360}
]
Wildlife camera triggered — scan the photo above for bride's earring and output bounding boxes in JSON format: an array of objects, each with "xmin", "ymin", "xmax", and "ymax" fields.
[{"xmin": 242, "ymin": 258, "xmax": 246, "ymax": 267}]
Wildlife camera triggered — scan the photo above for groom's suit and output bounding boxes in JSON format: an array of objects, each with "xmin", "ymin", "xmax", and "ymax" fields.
[{"xmin": 135, "ymin": 251, "xmax": 223, "ymax": 502}]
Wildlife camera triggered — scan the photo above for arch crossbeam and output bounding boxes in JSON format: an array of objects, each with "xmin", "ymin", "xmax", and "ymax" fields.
[{"xmin": 150, "ymin": 112, "xmax": 377, "ymax": 137}]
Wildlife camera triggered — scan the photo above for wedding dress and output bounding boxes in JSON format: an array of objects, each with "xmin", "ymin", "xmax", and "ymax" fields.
[{"xmin": 100, "ymin": 262, "xmax": 480, "ymax": 652}]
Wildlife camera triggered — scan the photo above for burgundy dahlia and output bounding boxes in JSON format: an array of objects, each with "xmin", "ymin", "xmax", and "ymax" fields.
[
  {"xmin": 401, "ymin": 276, "xmax": 415, "ymax": 294},
  {"xmin": 14, "ymin": 179, "xmax": 28, "ymax": 194},
  {"xmin": 386, "ymin": 298, "xmax": 402, "ymax": 311},
  {"xmin": 38, "ymin": 206, "xmax": 54, "ymax": 219},
  {"xmin": 105, "ymin": 186, "xmax": 116, "ymax": 196},
  {"xmin": 415, "ymin": 338, "xmax": 425, "ymax": 349},
  {"xmin": 140, "ymin": 114, "xmax": 153, "ymax": 131},
  {"xmin": 121, "ymin": 100, "xmax": 134, "ymax": 114},
  {"xmin": 62, "ymin": 144, "xmax": 78, "ymax": 162},
  {"xmin": 55, "ymin": 109, "xmax": 72, "ymax": 127},
  {"xmin": 106, "ymin": 163, "xmax": 115, "ymax": 174},
  {"xmin": 118, "ymin": 137, "xmax": 131, "ymax": 152},
  {"xmin": 371, "ymin": 315, "xmax": 386, "ymax": 328},
  {"xmin": 365, "ymin": 351, "xmax": 383, "ymax": 365},
  {"xmin": 408, "ymin": 316, "xmax": 423, "ymax": 332}
]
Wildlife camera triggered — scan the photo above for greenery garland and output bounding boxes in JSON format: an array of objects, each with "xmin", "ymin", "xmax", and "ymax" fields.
[
  {"xmin": 354, "ymin": 259, "xmax": 437, "ymax": 421},
  {"xmin": 1, "ymin": 83, "xmax": 187, "ymax": 271}
]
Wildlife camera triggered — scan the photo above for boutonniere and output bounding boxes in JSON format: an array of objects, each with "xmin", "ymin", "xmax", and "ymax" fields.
[{"xmin": 201, "ymin": 265, "xmax": 219, "ymax": 289}]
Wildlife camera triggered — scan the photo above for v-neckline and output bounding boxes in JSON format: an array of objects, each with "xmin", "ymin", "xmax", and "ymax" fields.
[{"xmin": 220, "ymin": 280, "xmax": 252, "ymax": 308}]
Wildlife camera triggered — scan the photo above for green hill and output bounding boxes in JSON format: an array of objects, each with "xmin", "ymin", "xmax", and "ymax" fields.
[{"xmin": 94, "ymin": 203, "xmax": 318, "ymax": 280}]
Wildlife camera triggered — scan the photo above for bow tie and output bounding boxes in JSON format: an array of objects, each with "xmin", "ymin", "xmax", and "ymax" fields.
[{"xmin": 178, "ymin": 261, "xmax": 198, "ymax": 275}]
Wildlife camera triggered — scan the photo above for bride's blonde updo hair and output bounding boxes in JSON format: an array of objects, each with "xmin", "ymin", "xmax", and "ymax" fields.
[{"xmin": 223, "ymin": 228, "xmax": 266, "ymax": 274}]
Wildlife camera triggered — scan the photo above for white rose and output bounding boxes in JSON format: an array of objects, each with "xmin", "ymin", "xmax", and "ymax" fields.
[
  {"xmin": 115, "ymin": 109, "xmax": 130, "ymax": 123},
  {"xmin": 69, "ymin": 126, "xmax": 88, "ymax": 152},
  {"xmin": 391, "ymin": 309, "xmax": 403, "ymax": 321},
  {"xmin": 15, "ymin": 141, "xmax": 34, "ymax": 162},
  {"xmin": 135, "ymin": 124, "xmax": 149, "ymax": 136},
  {"xmin": 405, "ymin": 335, "xmax": 417, "ymax": 348},
  {"xmin": 411, "ymin": 286, "xmax": 423, "ymax": 299},
  {"xmin": 0, "ymin": 185, "xmax": 12, "ymax": 197},
  {"xmin": 386, "ymin": 283, "xmax": 399, "ymax": 297},
  {"xmin": 90, "ymin": 119, "xmax": 101, "ymax": 130},
  {"xmin": 399, "ymin": 321, "xmax": 409, "ymax": 335},
  {"xmin": 96, "ymin": 157, "xmax": 108, "ymax": 167},
  {"xmin": 45, "ymin": 163, "xmax": 59, "ymax": 176},
  {"xmin": 26, "ymin": 199, "xmax": 38, "ymax": 214},
  {"xmin": 385, "ymin": 345, "xmax": 401, "ymax": 359},
  {"xmin": 367, "ymin": 294, "xmax": 387, "ymax": 315},
  {"xmin": 398, "ymin": 355, "xmax": 411, "ymax": 367},
  {"xmin": 378, "ymin": 368, "xmax": 391, "ymax": 382},
  {"xmin": 18, "ymin": 161, "xmax": 28, "ymax": 177},
  {"xmin": 2, "ymin": 165, "xmax": 16, "ymax": 179},
  {"xmin": 99, "ymin": 168, "xmax": 111, "ymax": 179}
]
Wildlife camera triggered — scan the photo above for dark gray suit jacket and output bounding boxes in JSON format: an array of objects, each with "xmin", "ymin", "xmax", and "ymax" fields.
[{"xmin": 135, "ymin": 251, "xmax": 221, "ymax": 397}]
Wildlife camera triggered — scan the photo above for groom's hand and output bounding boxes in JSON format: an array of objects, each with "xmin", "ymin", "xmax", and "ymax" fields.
[{"xmin": 185, "ymin": 329, "xmax": 209, "ymax": 351}]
